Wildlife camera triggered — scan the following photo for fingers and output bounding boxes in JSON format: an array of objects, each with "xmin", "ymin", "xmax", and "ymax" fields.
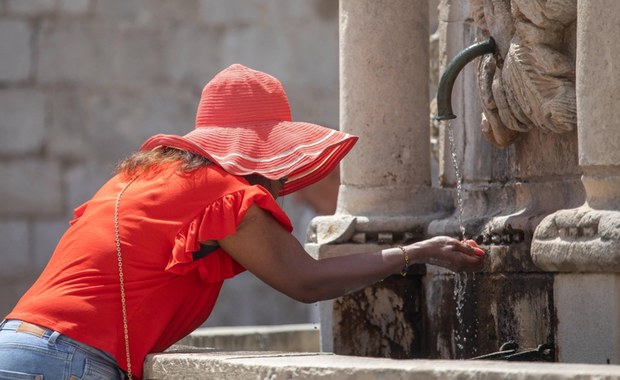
[
  {"xmin": 464, "ymin": 239, "xmax": 486, "ymax": 257},
  {"xmin": 418, "ymin": 236, "xmax": 486, "ymax": 272},
  {"xmin": 459, "ymin": 240, "xmax": 485, "ymax": 257},
  {"xmin": 448, "ymin": 238, "xmax": 486, "ymax": 271}
]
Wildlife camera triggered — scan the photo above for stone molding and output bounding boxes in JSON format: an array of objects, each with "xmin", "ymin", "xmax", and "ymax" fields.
[{"xmin": 532, "ymin": 206, "xmax": 620, "ymax": 273}]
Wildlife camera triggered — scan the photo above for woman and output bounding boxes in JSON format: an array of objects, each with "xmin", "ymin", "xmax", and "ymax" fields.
[{"xmin": 0, "ymin": 64, "xmax": 484, "ymax": 379}]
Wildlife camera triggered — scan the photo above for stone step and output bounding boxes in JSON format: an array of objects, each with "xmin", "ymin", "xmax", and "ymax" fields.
[
  {"xmin": 144, "ymin": 350, "xmax": 620, "ymax": 380},
  {"xmin": 175, "ymin": 323, "xmax": 320, "ymax": 353}
]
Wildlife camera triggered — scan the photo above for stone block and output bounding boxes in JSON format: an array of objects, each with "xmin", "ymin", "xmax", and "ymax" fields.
[
  {"xmin": 39, "ymin": 19, "xmax": 162, "ymax": 87},
  {"xmin": 84, "ymin": 88, "xmax": 196, "ymax": 163},
  {"xmin": 0, "ymin": 160, "xmax": 63, "ymax": 216},
  {"xmin": 199, "ymin": 0, "xmax": 262, "ymax": 25},
  {"xmin": 134, "ymin": 0, "xmax": 200, "ymax": 25},
  {"xmin": 6, "ymin": 0, "xmax": 54, "ymax": 15},
  {"xmin": 64, "ymin": 163, "xmax": 112, "ymax": 218},
  {"xmin": 142, "ymin": 88, "xmax": 197, "ymax": 138},
  {"xmin": 37, "ymin": 19, "xmax": 99, "ymax": 85},
  {"xmin": 84, "ymin": 91, "xmax": 146, "ymax": 163},
  {"xmin": 423, "ymin": 271, "xmax": 554, "ymax": 360},
  {"xmin": 0, "ymin": 220, "xmax": 30, "ymax": 276},
  {"xmin": 0, "ymin": 89, "xmax": 46, "ymax": 155},
  {"xmin": 33, "ymin": 219, "xmax": 67, "ymax": 273},
  {"xmin": 145, "ymin": 350, "xmax": 620, "ymax": 379},
  {"xmin": 162, "ymin": 24, "xmax": 222, "ymax": 86},
  {"xmin": 220, "ymin": 25, "xmax": 290, "ymax": 79},
  {"xmin": 577, "ymin": 0, "xmax": 620, "ymax": 166},
  {"xmin": 97, "ymin": 24, "xmax": 163, "ymax": 87},
  {"xmin": 177, "ymin": 324, "xmax": 320, "ymax": 352},
  {"xmin": 333, "ymin": 276, "xmax": 423, "ymax": 359},
  {"xmin": 48, "ymin": 89, "xmax": 88, "ymax": 161},
  {"xmin": 92, "ymin": 0, "xmax": 139, "ymax": 20},
  {"xmin": 205, "ymin": 271, "xmax": 315, "ymax": 327},
  {"xmin": 555, "ymin": 273, "xmax": 620, "ymax": 364},
  {"xmin": 58, "ymin": 0, "xmax": 91, "ymax": 14},
  {"xmin": 0, "ymin": 277, "xmax": 37, "ymax": 318},
  {"xmin": 0, "ymin": 20, "xmax": 31, "ymax": 82}
]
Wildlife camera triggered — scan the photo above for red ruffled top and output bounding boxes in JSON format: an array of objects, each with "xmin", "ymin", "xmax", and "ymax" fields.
[{"xmin": 7, "ymin": 163, "xmax": 292, "ymax": 378}]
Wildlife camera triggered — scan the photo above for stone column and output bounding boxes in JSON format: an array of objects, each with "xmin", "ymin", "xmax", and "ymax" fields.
[
  {"xmin": 337, "ymin": 0, "xmax": 432, "ymax": 218},
  {"xmin": 531, "ymin": 0, "xmax": 620, "ymax": 364},
  {"xmin": 307, "ymin": 0, "xmax": 432, "ymax": 354}
]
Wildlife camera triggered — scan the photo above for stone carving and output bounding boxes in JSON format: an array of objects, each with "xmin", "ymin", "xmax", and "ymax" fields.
[
  {"xmin": 532, "ymin": 207, "xmax": 620, "ymax": 272},
  {"xmin": 471, "ymin": 0, "xmax": 577, "ymax": 147}
]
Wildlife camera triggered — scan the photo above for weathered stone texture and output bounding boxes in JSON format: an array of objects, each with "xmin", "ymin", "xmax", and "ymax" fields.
[
  {"xmin": 0, "ymin": 220, "xmax": 30, "ymax": 276},
  {"xmin": 0, "ymin": 20, "xmax": 31, "ymax": 82},
  {"xmin": 555, "ymin": 274, "xmax": 620, "ymax": 364},
  {"xmin": 32, "ymin": 219, "xmax": 67, "ymax": 272},
  {"xmin": 0, "ymin": 89, "xmax": 46, "ymax": 155},
  {"xmin": 48, "ymin": 89, "xmax": 88, "ymax": 161},
  {"xmin": 6, "ymin": 0, "xmax": 54, "ymax": 15},
  {"xmin": 37, "ymin": 19, "xmax": 100, "ymax": 85},
  {"xmin": 57, "ymin": 0, "xmax": 91, "ymax": 15},
  {"xmin": 333, "ymin": 276, "xmax": 423, "ymax": 359},
  {"xmin": 0, "ymin": 160, "xmax": 62, "ymax": 216},
  {"xmin": 176, "ymin": 324, "xmax": 320, "ymax": 352},
  {"xmin": 144, "ymin": 350, "xmax": 620, "ymax": 380}
]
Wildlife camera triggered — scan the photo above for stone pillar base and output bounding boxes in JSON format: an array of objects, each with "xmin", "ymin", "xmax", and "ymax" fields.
[
  {"xmin": 532, "ymin": 206, "xmax": 620, "ymax": 364},
  {"xmin": 554, "ymin": 273, "xmax": 620, "ymax": 364},
  {"xmin": 305, "ymin": 214, "xmax": 440, "ymax": 354}
]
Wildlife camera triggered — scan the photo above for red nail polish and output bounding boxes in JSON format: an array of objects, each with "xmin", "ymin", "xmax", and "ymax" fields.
[{"xmin": 474, "ymin": 248, "xmax": 485, "ymax": 257}]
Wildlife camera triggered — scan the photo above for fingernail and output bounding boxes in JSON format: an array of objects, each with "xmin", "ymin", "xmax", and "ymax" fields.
[{"xmin": 474, "ymin": 248, "xmax": 485, "ymax": 257}]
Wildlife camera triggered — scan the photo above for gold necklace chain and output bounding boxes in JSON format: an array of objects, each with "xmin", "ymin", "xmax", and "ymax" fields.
[{"xmin": 114, "ymin": 177, "xmax": 137, "ymax": 380}]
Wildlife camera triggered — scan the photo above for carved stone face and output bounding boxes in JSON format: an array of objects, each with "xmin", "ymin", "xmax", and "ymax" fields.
[{"xmin": 471, "ymin": 0, "xmax": 577, "ymax": 147}]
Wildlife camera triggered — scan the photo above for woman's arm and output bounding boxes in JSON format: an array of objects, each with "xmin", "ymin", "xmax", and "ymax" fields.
[{"xmin": 218, "ymin": 205, "xmax": 484, "ymax": 303}]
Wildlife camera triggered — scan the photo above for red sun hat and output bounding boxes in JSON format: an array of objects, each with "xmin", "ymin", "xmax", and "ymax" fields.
[{"xmin": 140, "ymin": 64, "xmax": 358, "ymax": 196}]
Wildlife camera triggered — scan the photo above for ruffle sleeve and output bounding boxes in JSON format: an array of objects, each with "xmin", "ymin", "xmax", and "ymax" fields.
[
  {"xmin": 166, "ymin": 186, "xmax": 293, "ymax": 283},
  {"xmin": 69, "ymin": 203, "xmax": 89, "ymax": 226}
]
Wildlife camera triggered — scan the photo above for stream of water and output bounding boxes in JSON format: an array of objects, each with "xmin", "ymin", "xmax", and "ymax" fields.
[
  {"xmin": 445, "ymin": 120, "xmax": 471, "ymax": 357},
  {"xmin": 446, "ymin": 121, "xmax": 466, "ymax": 240}
]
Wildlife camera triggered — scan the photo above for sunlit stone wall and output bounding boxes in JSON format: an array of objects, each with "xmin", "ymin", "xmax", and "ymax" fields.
[{"xmin": 0, "ymin": 0, "xmax": 339, "ymax": 326}]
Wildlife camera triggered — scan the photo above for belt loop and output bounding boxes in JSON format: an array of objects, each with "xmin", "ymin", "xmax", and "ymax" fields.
[{"xmin": 48, "ymin": 330, "xmax": 61, "ymax": 346}]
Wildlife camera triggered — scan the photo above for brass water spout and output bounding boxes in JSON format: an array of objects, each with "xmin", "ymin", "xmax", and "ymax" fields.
[{"xmin": 435, "ymin": 37, "xmax": 496, "ymax": 121}]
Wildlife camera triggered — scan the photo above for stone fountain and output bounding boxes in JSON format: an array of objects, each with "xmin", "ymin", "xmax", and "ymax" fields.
[{"xmin": 308, "ymin": 0, "xmax": 620, "ymax": 365}]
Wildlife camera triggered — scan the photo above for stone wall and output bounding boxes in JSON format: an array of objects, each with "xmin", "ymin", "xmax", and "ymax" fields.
[{"xmin": 0, "ymin": 0, "xmax": 338, "ymax": 326}]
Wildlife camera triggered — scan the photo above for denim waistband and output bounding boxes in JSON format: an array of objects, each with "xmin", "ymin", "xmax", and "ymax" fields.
[{"xmin": 0, "ymin": 319, "xmax": 118, "ymax": 367}]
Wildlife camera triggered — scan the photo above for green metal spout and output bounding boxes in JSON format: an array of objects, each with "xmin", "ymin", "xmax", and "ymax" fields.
[{"xmin": 435, "ymin": 37, "xmax": 496, "ymax": 121}]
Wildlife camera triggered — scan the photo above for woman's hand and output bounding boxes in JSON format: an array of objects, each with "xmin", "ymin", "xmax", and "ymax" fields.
[{"xmin": 407, "ymin": 236, "xmax": 485, "ymax": 272}]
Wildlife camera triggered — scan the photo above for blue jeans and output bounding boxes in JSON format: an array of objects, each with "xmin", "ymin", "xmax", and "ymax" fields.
[{"xmin": 0, "ymin": 320, "xmax": 125, "ymax": 379}]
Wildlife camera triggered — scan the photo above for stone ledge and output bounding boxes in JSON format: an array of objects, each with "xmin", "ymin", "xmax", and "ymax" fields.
[
  {"xmin": 144, "ymin": 350, "xmax": 620, "ymax": 379},
  {"xmin": 532, "ymin": 206, "xmax": 620, "ymax": 272},
  {"xmin": 175, "ymin": 324, "xmax": 320, "ymax": 353}
]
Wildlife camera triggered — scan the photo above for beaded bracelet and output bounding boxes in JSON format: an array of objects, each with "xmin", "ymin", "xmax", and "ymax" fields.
[{"xmin": 397, "ymin": 245, "xmax": 410, "ymax": 277}]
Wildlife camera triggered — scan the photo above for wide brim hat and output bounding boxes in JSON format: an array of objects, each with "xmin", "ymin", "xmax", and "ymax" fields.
[{"xmin": 141, "ymin": 64, "xmax": 358, "ymax": 196}]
